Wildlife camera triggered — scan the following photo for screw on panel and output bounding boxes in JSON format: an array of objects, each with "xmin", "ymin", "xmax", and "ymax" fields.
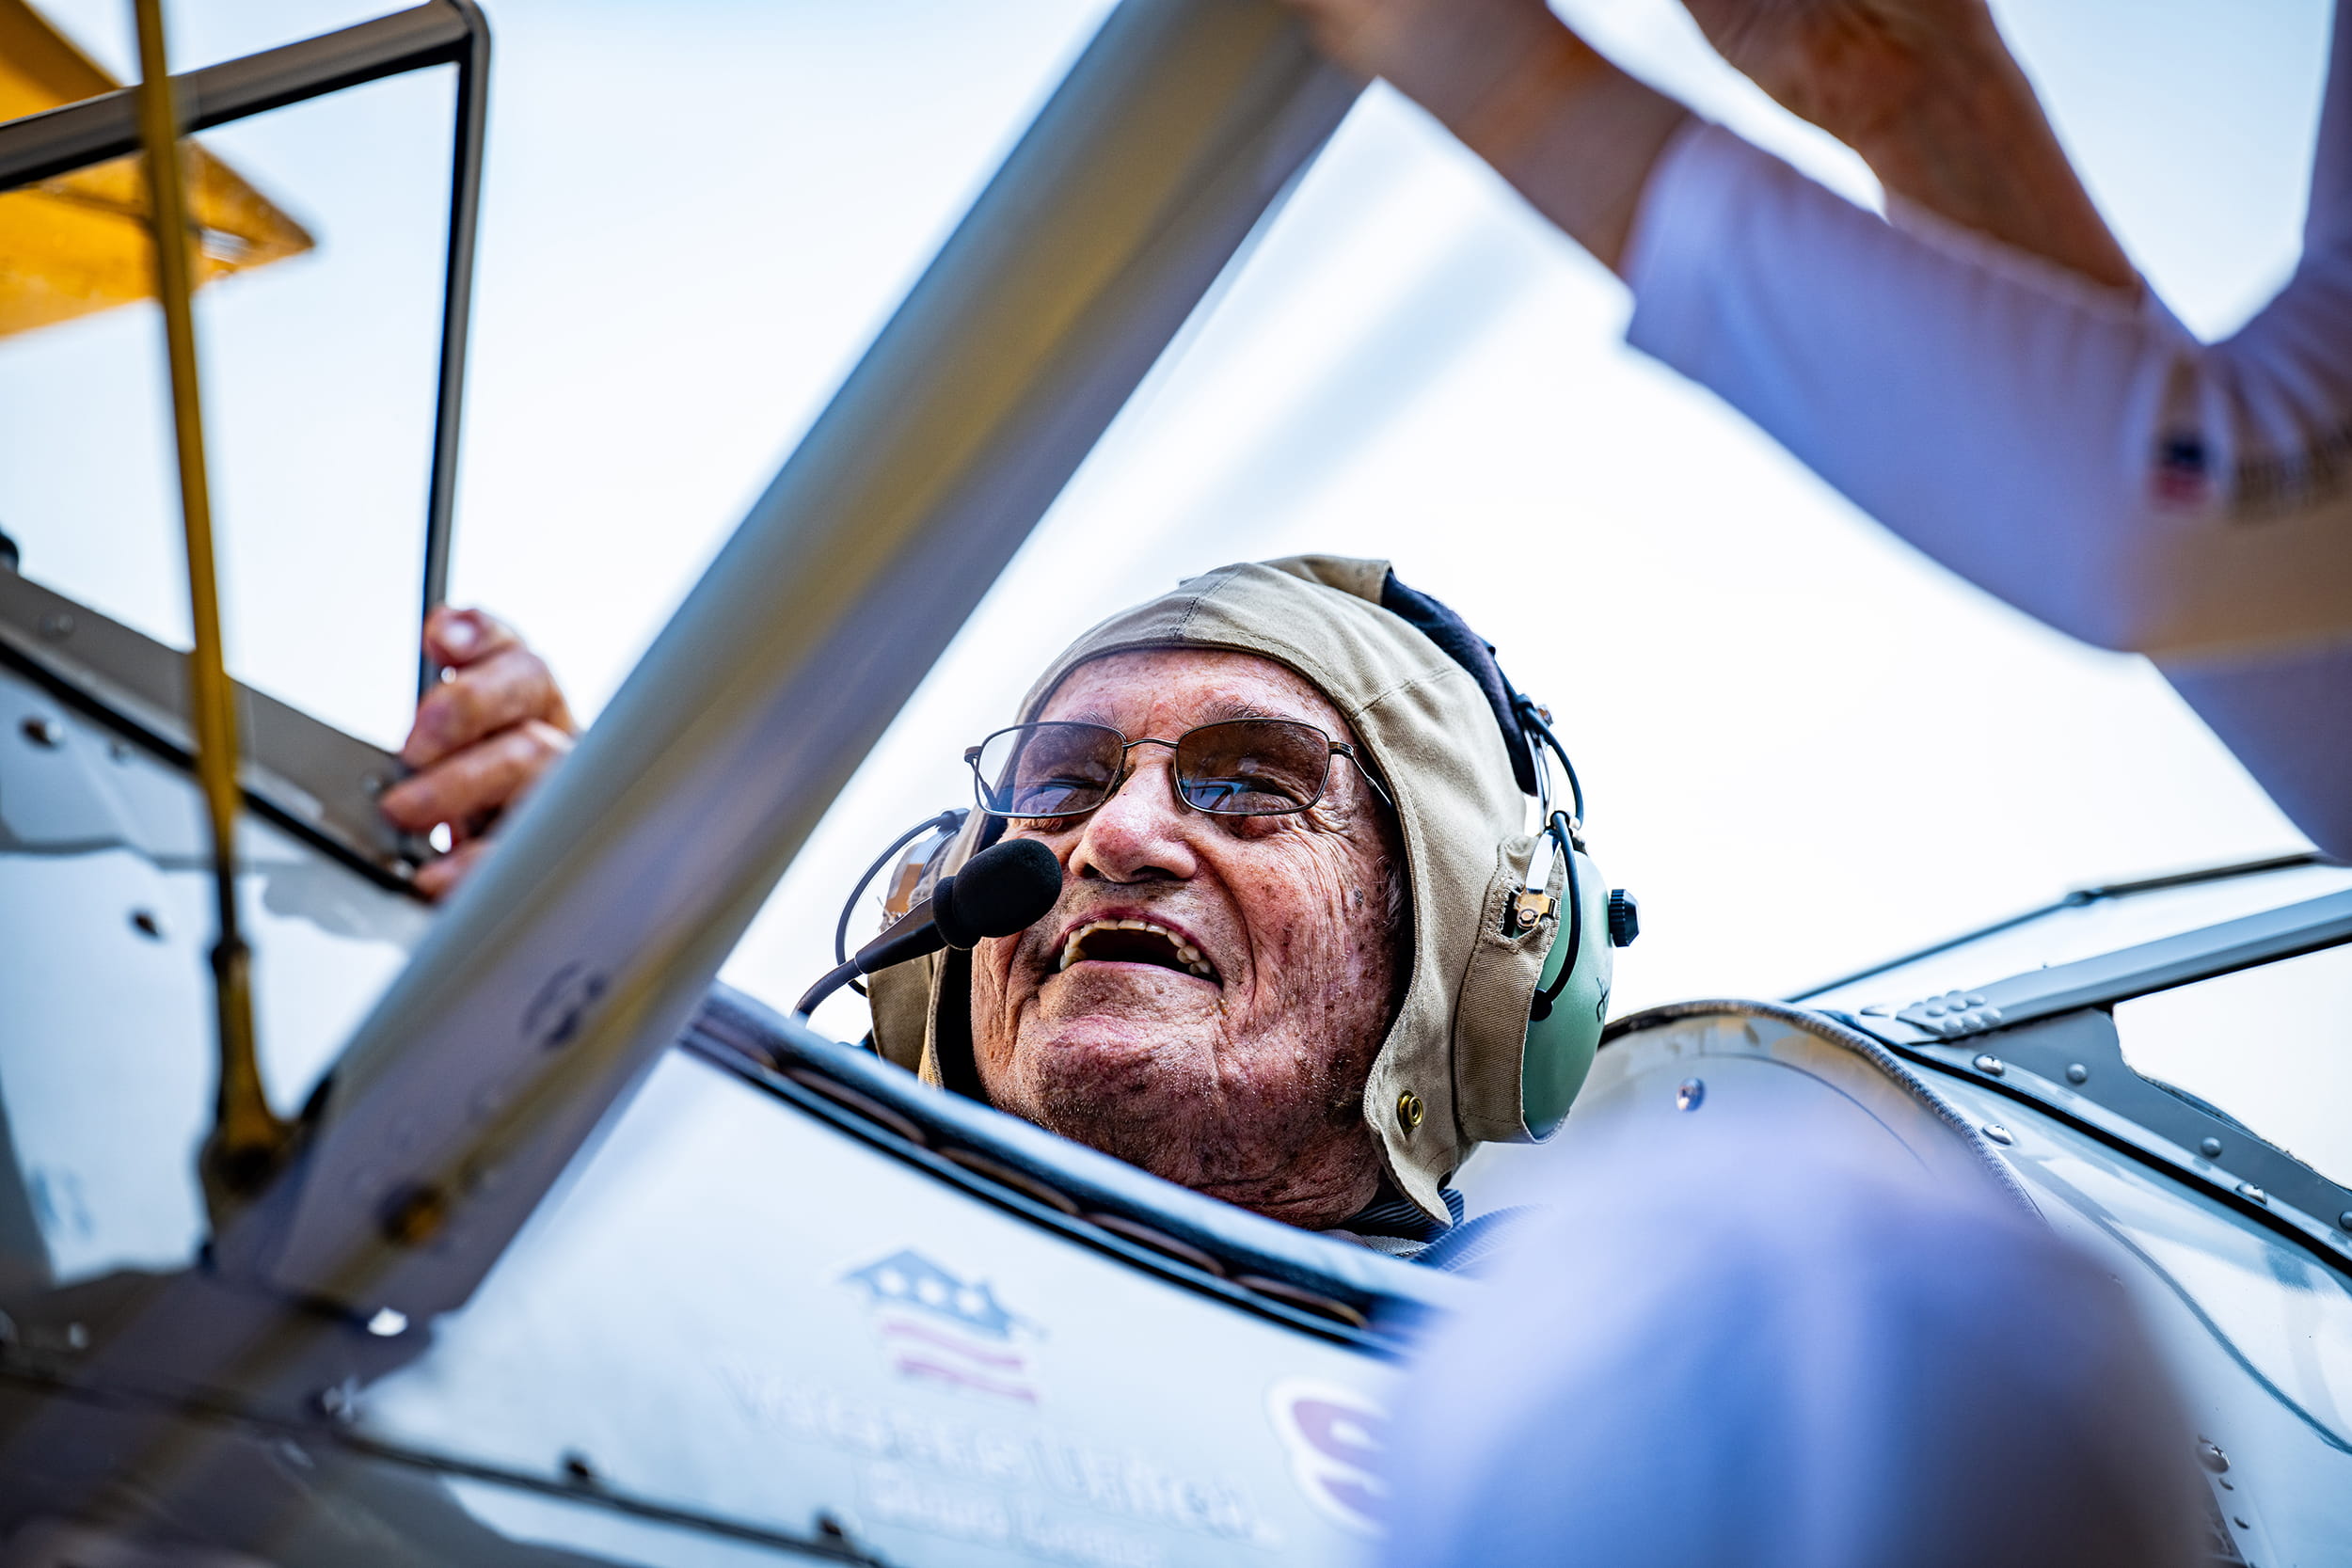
[
  {"xmin": 1972, "ymin": 1053, "xmax": 2005, "ymax": 1077},
  {"xmin": 378, "ymin": 1182, "xmax": 450, "ymax": 1246},
  {"xmin": 2065, "ymin": 1063, "xmax": 2090, "ymax": 1085},
  {"xmin": 1981, "ymin": 1125, "xmax": 2014, "ymax": 1146},
  {"xmin": 19, "ymin": 716, "xmax": 61, "ymax": 748},
  {"xmin": 130, "ymin": 910, "xmax": 166, "ymax": 941},
  {"xmin": 2338, "ymin": 1211, "xmax": 2352, "ymax": 1232},
  {"xmin": 2196, "ymin": 1441, "xmax": 2229, "ymax": 1473},
  {"xmin": 2236, "ymin": 1183, "xmax": 2268, "ymax": 1205},
  {"xmin": 561, "ymin": 1451, "xmax": 598, "ymax": 1486},
  {"xmin": 2201, "ymin": 1137, "xmax": 2224, "ymax": 1158},
  {"xmin": 1675, "ymin": 1078, "xmax": 1705, "ymax": 1112}
]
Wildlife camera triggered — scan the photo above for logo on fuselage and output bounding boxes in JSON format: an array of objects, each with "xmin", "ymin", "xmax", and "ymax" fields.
[
  {"xmin": 1266, "ymin": 1377, "xmax": 1388, "ymax": 1537},
  {"xmin": 843, "ymin": 1248, "xmax": 1040, "ymax": 1404}
]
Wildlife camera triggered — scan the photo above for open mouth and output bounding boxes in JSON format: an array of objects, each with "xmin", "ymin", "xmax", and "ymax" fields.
[{"xmin": 1057, "ymin": 918, "xmax": 1217, "ymax": 982}]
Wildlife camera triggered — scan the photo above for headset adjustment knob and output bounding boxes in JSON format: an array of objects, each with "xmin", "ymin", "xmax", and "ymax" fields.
[{"xmin": 1607, "ymin": 889, "xmax": 1640, "ymax": 947}]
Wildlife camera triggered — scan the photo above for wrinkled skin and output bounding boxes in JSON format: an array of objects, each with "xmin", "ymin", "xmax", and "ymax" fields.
[{"xmin": 968, "ymin": 650, "xmax": 1406, "ymax": 1230}]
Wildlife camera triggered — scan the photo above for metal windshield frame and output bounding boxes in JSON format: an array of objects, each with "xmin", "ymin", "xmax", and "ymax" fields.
[{"xmin": 0, "ymin": 0, "xmax": 489, "ymax": 700}]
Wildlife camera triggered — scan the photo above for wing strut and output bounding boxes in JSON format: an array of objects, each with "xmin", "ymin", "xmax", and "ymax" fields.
[{"xmin": 128, "ymin": 0, "xmax": 291, "ymax": 1200}]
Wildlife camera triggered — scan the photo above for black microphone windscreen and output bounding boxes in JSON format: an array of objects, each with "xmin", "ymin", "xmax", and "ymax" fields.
[{"xmin": 935, "ymin": 837, "xmax": 1062, "ymax": 947}]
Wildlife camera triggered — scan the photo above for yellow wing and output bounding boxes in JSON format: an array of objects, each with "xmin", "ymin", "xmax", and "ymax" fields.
[{"xmin": 0, "ymin": 0, "xmax": 312, "ymax": 341}]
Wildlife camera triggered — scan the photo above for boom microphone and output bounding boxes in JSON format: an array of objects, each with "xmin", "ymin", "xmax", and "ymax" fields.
[{"xmin": 793, "ymin": 837, "xmax": 1062, "ymax": 1020}]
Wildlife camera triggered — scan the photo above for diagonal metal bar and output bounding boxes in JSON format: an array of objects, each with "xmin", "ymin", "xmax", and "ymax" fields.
[
  {"xmin": 1881, "ymin": 887, "xmax": 2352, "ymax": 1040},
  {"xmin": 418, "ymin": 2, "xmax": 488, "ymax": 697},
  {"xmin": 256, "ymin": 0, "xmax": 1363, "ymax": 1318}
]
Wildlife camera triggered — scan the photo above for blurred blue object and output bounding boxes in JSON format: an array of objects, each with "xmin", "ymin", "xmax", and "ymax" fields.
[{"xmin": 1383, "ymin": 1125, "xmax": 2203, "ymax": 1568}]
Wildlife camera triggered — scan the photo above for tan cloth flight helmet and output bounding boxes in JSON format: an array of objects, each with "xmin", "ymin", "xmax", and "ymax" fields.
[{"xmin": 866, "ymin": 555, "xmax": 1580, "ymax": 1224}]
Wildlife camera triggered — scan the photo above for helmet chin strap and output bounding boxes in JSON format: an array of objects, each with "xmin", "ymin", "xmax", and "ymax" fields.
[{"xmin": 1506, "ymin": 696, "xmax": 1580, "ymax": 934}]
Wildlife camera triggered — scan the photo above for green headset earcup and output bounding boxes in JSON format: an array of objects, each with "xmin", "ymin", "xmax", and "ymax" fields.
[{"xmin": 1521, "ymin": 847, "xmax": 1613, "ymax": 1139}]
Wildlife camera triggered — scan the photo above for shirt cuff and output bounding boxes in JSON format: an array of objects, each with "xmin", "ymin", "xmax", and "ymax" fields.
[{"xmin": 1620, "ymin": 118, "xmax": 1756, "ymax": 374}]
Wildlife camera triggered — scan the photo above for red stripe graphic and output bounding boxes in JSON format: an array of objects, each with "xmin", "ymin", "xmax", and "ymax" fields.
[
  {"xmin": 892, "ymin": 1355, "xmax": 1039, "ymax": 1403},
  {"xmin": 879, "ymin": 1320, "xmax": 1027, "ymax": 1369}
]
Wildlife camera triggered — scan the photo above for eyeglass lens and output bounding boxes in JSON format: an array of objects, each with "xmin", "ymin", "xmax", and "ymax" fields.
[{"xmin": 972, "ymin": 720, "xmax": 1335, "ymax": 818}]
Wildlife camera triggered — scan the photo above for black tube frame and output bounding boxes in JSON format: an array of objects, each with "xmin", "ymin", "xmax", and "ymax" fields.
[
  {"xmin": 0, "ymin": 1, "xmax": 489, "ymax": 700},
  {"xmin": 1788, "ymin": 851, "xmax": 2330, "ymax": 1004}
]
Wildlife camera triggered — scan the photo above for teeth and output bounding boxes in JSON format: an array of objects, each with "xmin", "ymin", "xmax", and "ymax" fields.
[{"xmin": 1056, "ymin": 918, "xmax": 1216, "ymax": 979}]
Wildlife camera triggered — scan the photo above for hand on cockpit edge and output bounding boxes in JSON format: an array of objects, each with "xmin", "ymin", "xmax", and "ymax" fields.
[{"xmin": 379, "ymin": 606, "xmax": 578, "ymax": 900}]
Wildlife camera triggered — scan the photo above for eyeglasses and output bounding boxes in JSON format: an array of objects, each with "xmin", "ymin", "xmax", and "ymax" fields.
[{"xmin": 963, "ymin": 719, "xmax": 1390, "ymax": 821}]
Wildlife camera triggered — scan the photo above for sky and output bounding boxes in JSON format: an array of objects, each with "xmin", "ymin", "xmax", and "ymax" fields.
[{"xmin": 0, "ymin": 0, "xmax": 2337, "ymax": 1177}]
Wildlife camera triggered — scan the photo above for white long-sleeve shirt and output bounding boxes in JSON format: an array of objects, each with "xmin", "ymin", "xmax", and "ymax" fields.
[{"xmin": 1620, "ymin": 4, "xmax": 2351, "ymax": 853}]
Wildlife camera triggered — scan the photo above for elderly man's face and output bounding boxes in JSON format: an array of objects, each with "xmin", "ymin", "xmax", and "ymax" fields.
[{"xmin": 968, "ymin": 649, "xmax": 1404, "ymax": 1229}]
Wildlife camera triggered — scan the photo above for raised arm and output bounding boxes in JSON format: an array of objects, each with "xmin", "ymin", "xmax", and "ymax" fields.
[
  {"xmin": 1281, "ymin": 0, "xmax": 1686, "ymax": 273},
  {"xmin": 1287, "ymin": 0, "xmax": 2352, "ymax": 660}
]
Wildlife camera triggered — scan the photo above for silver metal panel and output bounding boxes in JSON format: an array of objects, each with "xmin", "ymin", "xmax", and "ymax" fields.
[
  {"xmin": 1875, "ymin": 1009, "xmax": 2352, "ymax": 1265},
  {"xmin": 1930, "ymin": 1074, "xmax": 2352, "ymax": 1568},
  {"xmin": 351, "ymin": 1049, "xmax": 1395, "ymax": 1566},
  {"xmin": 1577, "ymin": 1005, "xmax": 2028, "ymax": 1208},
  {"xmin": 0, "ymin": 567, "xmax": 425, "ymax": 879},
  {"xmin": 0, "ymin": 659, "xmax": 428, "ymax": 1291}
]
